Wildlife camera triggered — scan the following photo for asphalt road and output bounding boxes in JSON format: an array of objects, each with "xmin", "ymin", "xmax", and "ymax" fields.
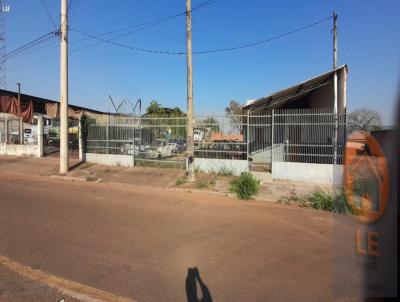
[{"xmin": 0, "ymin": 173, "xmax": 360, "ymax": 302}]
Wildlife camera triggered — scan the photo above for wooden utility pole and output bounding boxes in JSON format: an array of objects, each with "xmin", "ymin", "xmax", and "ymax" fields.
[
  {"xmin": 186, "ymin": 0, "xmax": 195, "ymax": 182},
  {"xmin": 60, "ymin": 0, "xmax": 69, "ymax": 173},
  {"xmin": 333, "ymin": 11, "xmax": 338, "ymax": 165}
]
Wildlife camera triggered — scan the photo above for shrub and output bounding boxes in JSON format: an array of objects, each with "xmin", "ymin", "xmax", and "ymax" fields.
[
  {"xmin": 333, "ymin": 193, "xmax": 355, "ymax": 215},
  {"xmin": 230, "ymin": 172, "xmax": 260, "ymax": 200},
  {"xmin": 196, "ymin": 180, "xmax": 209, "ymax": 189},
  {"xmin": 175, "ymin": 178, "xmax": 186, "ymax": 186},
  {"xmin": 305, "ymin": 188, "xmax": 355, "ymax": 215},
  {"xmin": 305, "ymin": 188, "xmax": 334, "ymax": 211}
]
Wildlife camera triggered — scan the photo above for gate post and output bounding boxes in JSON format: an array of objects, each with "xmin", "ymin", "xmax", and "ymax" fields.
[
  {"xmin": 37, "ymin": 115, "xmax": 44, "ymax": 157},
  {"xmin": 4, "ymin": 116, "xmax": 8, "ymax": 144},
  {"xmin": 246, "ymin": 110, "xmax": 250, "ymax": 162},
  {"xmin": 271, "ymin": 109, "xmax": 274, "ymax": 164}
]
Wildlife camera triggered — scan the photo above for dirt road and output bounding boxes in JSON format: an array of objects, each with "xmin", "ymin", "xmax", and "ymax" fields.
[{"xmin": 0, "ymin": 173, "xmax": 360, "ymax": 301}]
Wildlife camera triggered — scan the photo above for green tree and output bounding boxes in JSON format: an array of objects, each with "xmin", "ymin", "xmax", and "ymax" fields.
[
  {"xmin": 146, "ymin": 100, "xmax": 165, "ymax": 115},
  {"xmin": 198, "ymin": 117, "xmax": 220, "ymax": 132}
]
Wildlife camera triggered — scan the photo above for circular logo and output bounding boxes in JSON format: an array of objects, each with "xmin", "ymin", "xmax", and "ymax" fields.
[{"xmin": 344, "ymin": 131, "xmax": 389, "ymax": 224}]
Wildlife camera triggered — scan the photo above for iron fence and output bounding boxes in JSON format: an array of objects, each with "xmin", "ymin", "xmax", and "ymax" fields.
[
  {"xmin": 85, "ymin": 108, "xmax": 346, "ymax": 167},
  {"xmin": 194, "ymin": 115, "xmax": 247, "ymax": 160},
  {"xmin": 271, "ymin": 108, "xmax": 346, "ymax": 164},
  {"xmin": 0, "ymin": 113, "xmax": 22, "ymax": 144},
  {"xmin": 86, "ymin": 114, "xmax": 187, "ymax": 165}
]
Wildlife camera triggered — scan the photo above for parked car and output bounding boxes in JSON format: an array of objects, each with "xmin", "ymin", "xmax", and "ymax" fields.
[
  {"xmin": 194, "ymin": 129, "xmax": 205, "ymax": 142},
  {"xmin": 120, "ymin": 139, "xmax": 149, "ymax": 156},
  {"xmin": 168, "ymin": 139, "xmax": 178, "ymax": 153},
  {"xmin": 146, "ymin": 139, "xmax": 172, "ymax": 159}
]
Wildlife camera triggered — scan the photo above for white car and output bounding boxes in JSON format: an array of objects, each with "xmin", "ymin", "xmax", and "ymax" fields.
[
  {"xmin": 194, "ymin": 129, "xmax": 205, "ymax": 142},
  {"xmin": 146, "ymin": 139, "xmax": 172, "ymax": 159}
]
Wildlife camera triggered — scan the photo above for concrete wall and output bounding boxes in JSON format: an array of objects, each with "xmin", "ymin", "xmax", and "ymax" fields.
[
  {"xmin": 251, "ymin": 144, "xmax": 284, "ymax": 163},
  {"xmin": 194, "ymin": 158, "xmax": 248, "ymax": 176},
  {"xmin": 85, "ymin": 153, "xmax": 134, "ymax": 167},
  {"xmin": 0, "ymin": 143, "xmax": 40, "ymax": 157},
  {"xmin": 272, "ymin": 161, "xmax": 343, "ymax": 185}
]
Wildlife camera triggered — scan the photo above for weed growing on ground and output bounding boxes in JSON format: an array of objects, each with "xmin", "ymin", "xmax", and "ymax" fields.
[
  {"xmin": 229, "ymin": 172, "xmax": 260, "ymax": 200},
  {"xmin": 304, "ymin": 187, "xmax": 355, "ymax": 215},
  {"xmin": 196, "ymin": 180, "xmax": 209, "ymax": 189},
  {"xmin": 86, "ymin": 176, "xmax": 99, "ymax": 183},
  {"xmin": 175, "ymin": 178, "xmax": 186, "ymax": 186}
]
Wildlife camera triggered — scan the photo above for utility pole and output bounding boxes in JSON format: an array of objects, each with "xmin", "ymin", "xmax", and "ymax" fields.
[
  {"xmin": 59, "ymin": 0, "xmax": 69, "ymax": 173},
  {"xmin": 332, "ymin": 11, "xmax": 338, "ymax": 165},
  {"xmin": 17, "ymin": 82, "xmax": 23, "ymax": 144},
  {"xmin": 186, "ymin": 0, "xmax": 195, "ymax": 182}
]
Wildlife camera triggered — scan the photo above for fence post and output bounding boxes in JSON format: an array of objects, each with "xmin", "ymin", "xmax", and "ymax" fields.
[
  {"xmin": 132, "ymin": 117, "xmax": 135, "ymax": 166},
  {"xmin": 19, "ymin": 118, "xmax": 24, "ymax": 144},
  {"xmin": 246, "ymin": 110, "xmax": 250, "ymax": 162},
  {"xmin": 4, "ymin": 116, "xmax": 8, "ymax": 144},
  {"xmin": 37, "ymin": 115, "xmax": 44, "ymax": 157},
  {"xmin": 271, "ymin": 109, "xmax": 274, "ymax": 164},
  {"xmin": 106, "ymin": 114, "xmax": 110, "ymax": 154},
  {"xmin": 78, "ymin": 114, "xmax": 85, "ymax": 162}
]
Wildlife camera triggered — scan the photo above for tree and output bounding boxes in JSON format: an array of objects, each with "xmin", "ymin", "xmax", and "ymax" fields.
[
  {"xmin": 347, "ymin": 108, "xmax": 382, "ymax": 133},
  {"xmin": 225, "ymin": 100, "xmax": 243, "ymax": 133},
  {"xmin": 146, "ymin": 100, "xmax": 165, "ymax": 115},
  {"xmin": 198, "ymin": 117, "xmax": 220, "ymax": 132}
]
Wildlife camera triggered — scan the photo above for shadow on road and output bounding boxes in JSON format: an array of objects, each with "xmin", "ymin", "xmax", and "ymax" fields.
[{"xmin": 185, "ymin": 267, "xmax": 213, "ymax": 302}]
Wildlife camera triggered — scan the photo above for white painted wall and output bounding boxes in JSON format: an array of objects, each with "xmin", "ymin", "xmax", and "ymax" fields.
[
  {"xmin": 272, "ymin": 162, "xmax": 343, "ymax": 185},
  {"xmin": 194, "ymin": 158, "xmax": 248, "ymax": 176},
  {"xmin": 85, "ymin": 153, "xmax": 134, "ymax": 167},
  {"xmin": 0, "ymin": 143, "xmax": 40, "ymax": 157}
]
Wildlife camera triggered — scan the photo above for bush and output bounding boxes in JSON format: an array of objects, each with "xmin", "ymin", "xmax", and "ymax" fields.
[
  {"xmin": 196, "ymin": 180, "xmax": 209, "ymax": 189},
  {"xmin": 175, "ymin": 178, "xmax": 186, "ymax": 186},
  {"xmin": 230, "ymin": 172, "xmax": 260, "ymax": 200},
  {"xmin": 305, "ymin": 188, "xmax": 355, "ymax": 215},
  {"xmin": 305, "ymin": 188, "xmax": 334, "ymax": 211}
]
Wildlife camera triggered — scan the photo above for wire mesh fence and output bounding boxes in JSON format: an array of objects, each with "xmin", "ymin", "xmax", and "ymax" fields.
[
  {"xmin": 0, "ymin": 113, "xmax": 22, "ymax": 144},
  {"xmin": 194, "ymin": 115, "xmax": 247, "ymax": 160},
  {"xmin": 271, "ymin": 108, "xmax": 346, "ymax": 164},
  {"xmin": 86, "ymin": 114, "xmax": 187, "ymax": 165},
  {"xmin": 85, "ymin": 108, "xmax": 346, "ymax": 167}
]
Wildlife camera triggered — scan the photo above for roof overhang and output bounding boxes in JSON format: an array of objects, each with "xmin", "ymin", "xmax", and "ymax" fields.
[{"xmin": 242, "ymin": 64, "xmax": 348, "ymax": 111}]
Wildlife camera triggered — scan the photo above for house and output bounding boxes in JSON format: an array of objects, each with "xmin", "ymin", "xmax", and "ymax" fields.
[
  {"xmin": 242, "ymin": 65, "xmax": 348, "ymax": 113},
  {"xmin": 0, "ymin": 88, "xmax": 104, "ymax": 123}
]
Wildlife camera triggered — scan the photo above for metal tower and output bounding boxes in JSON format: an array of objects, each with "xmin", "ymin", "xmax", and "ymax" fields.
[{"xmin": 0, "ymin": 0, "xmax": 7, "ymax": 89}]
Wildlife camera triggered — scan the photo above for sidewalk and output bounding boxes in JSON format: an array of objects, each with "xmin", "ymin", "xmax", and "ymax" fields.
[{"xmin": 0, "ymin": 155, "xmax": 324, "ymax": 203}]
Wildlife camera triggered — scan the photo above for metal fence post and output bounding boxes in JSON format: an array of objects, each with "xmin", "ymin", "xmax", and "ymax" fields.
[
  {"xmin": 246, "ymin": 110, "xmax": 250, "ymax": 162},
  {"xmin": 106, "ymin": 114, "xmax": 110, "ymax": 154},
  {"xmin": 4, "ymin": 116, "xmax": 8, "ymax": 144},
  {"xmin": 37, "ymin": 115, "xmax": 44, "ymax": 157},
  {"xmin": 271, "ymin": 109, "xmax": 274, "ymax": 164},
  {"xmin": 132, "ymin": 117, "xmax": 135, "ymax": 166}
]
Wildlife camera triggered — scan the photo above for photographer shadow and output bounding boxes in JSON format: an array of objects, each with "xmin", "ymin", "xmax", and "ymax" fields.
[{"xmin": 185, "ymin": 267, "xmax": 213, "ymax": 302}]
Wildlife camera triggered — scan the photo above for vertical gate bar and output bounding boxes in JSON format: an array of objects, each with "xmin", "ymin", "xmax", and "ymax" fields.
[
  {"xmin": 246, "ymin": 110, "xmax": 250, "ymax": 162},
  {"xmin": 271, "ymin": 109, "xmax": 274, "ymax": 164}
]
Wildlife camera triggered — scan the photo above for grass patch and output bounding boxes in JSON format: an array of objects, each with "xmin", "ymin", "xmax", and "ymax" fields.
[
  {"xmin": 303, "ymin": 187, "xmax": 355, "ymax": 215},
  {"xmin": 229, "ymin": 172, "xmax": 260, "ymax": 200},
  {"xmin": 175, "ymin": 177, "xmax": 186, "ymax": 186},
  {"xmin": 86, "ymin": 175, "xmax": 99, "ymax": 183},
  {"xmin": 196, "ymin": 180, "xmax": 209, "ymax": 189}
]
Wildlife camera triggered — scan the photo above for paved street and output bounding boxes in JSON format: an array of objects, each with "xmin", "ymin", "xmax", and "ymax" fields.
[{"xmin": 0, "ymin": 173, "xmax": 359, "ymax": 302}]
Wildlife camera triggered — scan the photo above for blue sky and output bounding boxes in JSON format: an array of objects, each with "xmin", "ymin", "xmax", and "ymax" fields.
[{"xmin": 5, "ymin": 0, "xmax": 400, "ymax": 123}]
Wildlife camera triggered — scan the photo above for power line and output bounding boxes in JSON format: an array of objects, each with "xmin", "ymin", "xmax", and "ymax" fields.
[
  {"xmin": 39, "ymin": 0, "xmax": 58, "ymax": 31},
  {"xmin": 0, "ymin": 31, "xmax": 57, "ymax": 63},
  {"xmin": 70, "ymin": 16, "xmax": 333, "ymax": 56},
  {"xmin": 6, "ymin": 0, "xmax": 219, "ymax": 64}
]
